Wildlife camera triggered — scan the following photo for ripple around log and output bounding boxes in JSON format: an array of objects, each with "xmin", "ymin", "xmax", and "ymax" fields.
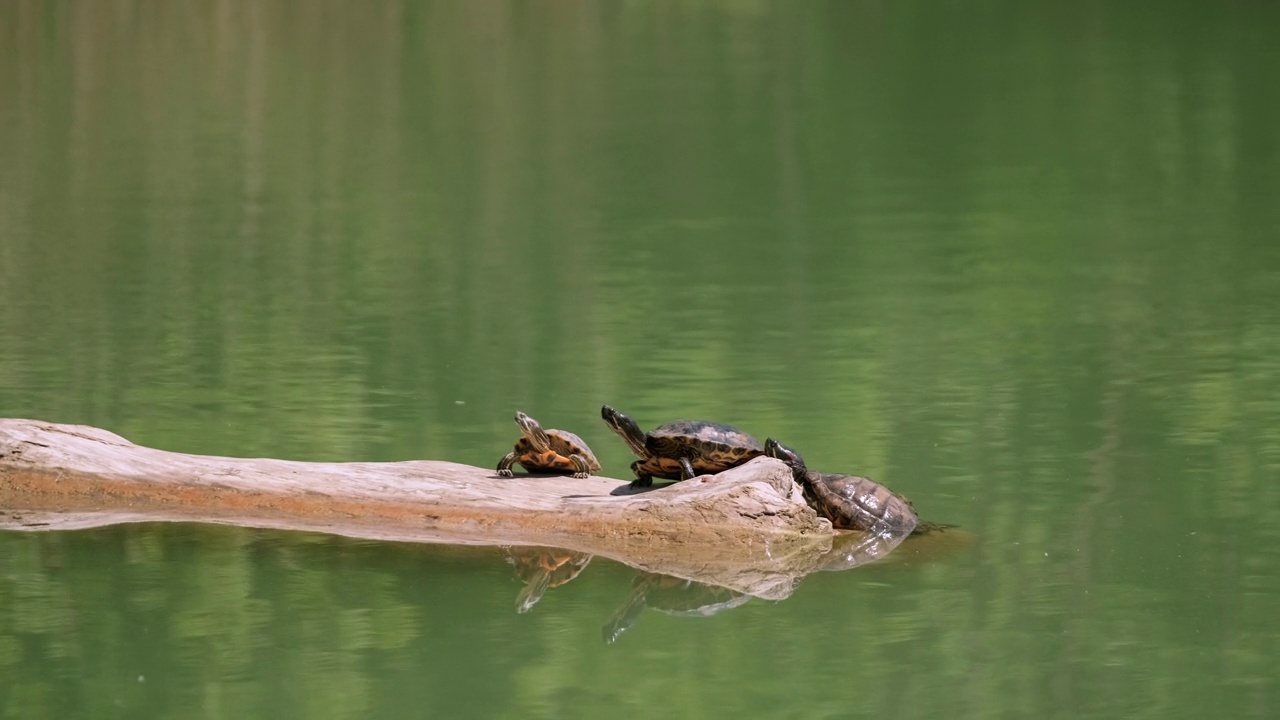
[{"xmin": 0, "ymin": 418, "xmax": 935, "ymax": 599}]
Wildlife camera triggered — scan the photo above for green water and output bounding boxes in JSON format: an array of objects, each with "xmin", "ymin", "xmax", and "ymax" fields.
[{"xmin": 3, "ymin": 1, "xmax": 1280, "ymax": 717}]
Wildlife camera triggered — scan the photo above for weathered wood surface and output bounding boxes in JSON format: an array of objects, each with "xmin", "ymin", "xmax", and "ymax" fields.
[{"xmin": 0, "ymin": 418, "xmax": 864, "ymax": 599}]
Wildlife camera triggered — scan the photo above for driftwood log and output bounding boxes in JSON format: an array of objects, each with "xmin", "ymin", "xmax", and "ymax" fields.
[{"xmin": 0, "ymin": 419, "xmax": 924, "ymax": 599}]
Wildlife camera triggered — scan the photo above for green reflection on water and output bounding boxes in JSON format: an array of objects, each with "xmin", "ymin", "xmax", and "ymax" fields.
[{"xmin": 2, "ymin": 0, "xmax": 1280, "ymax": 717}]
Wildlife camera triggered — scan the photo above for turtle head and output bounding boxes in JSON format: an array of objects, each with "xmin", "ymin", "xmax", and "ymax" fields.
[
  {"xmin": 601, "ymin": 405, "xmax": 650, "ymax": 458},
  {"xmin": 764, "ymin": 438, "xmax": 807, "ymax": 481},
  {"xmin": 515, "ymin": 411, "xmax": 551, "ymax": 452}
]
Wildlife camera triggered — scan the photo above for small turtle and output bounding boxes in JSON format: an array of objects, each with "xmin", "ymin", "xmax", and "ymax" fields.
[
  {"xmin": 600, "ymin": 405, "xmax": 764, "ymax": 488},
  {"xmin": 496, "ymin": 412, "xmax": 601, "ymax": 479},
  {"xmin": 764, "ymin": 438, "xmax": 918, "ymax": 537},
  {"xmin": 505, "ymin": 546, "xmax": 593, "ymax": 613}
]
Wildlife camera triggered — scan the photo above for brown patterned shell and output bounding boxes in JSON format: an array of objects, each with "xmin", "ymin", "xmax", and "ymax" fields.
[
  {"xmin": 639, "ymin": 420, "xmax": 764, "ymax": 478},
  {"xmin": 498, "ymin": 411, "xmax": 602, "ymax": 479},
  {"xmin": 511, "ymin": 429, "xmax": 601, "ymax": 474},
  {"xmin": 804, "ymin": 471, "xmax": 919, "ymax": 537}
]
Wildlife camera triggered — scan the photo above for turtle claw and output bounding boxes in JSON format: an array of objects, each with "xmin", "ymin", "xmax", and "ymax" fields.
[
  {"xmin": 568, "ymin": 454, "xmax": 593, "ymax": 480},
  {"xmin": 496, "ymin": 469, "xmax": 514, "ymax": 478}
]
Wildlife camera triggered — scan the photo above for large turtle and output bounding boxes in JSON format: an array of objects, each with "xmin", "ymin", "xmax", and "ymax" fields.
[
  {"xmin": 496, "ymin": 411, "xmax": 601, "ymax": 479},
  {"xmin": 600, "ymin": 405, "xmax": 764, "ymax": 488},
  {"xmin": 764, "ymin": 438, "xmax": 919, "ymax": 538}
]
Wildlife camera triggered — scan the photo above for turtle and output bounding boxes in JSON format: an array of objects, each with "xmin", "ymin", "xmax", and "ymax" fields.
[
  {"xmin": 496, "ymin": 411, "xmax": 601, "ymax": 479},
  {"xmin": 764, "ymin": 438, "xmax": 919, "ymax": 538},
  {"xmin": 601, "ymin": 572, "xmax": 750, "ymax": 644},
  {"xmin": 600, "ymin": 405, "xmax": 764, "ymax": 488},
  {"xmin": 505, "ymin": 546, "xmax": 593, "ymax": 614}
]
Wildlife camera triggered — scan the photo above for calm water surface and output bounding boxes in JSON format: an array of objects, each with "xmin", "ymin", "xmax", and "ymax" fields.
[{"xmin": 2, "ymin": 1, "xmax": 1279, "ymax": 718}]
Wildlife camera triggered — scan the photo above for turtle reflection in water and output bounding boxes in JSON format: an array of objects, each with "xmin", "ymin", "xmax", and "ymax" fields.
[
  {"xmin": 505, "ymin": 546, "xmax": 593, "ymax": 613},
  {"xmin": 602, "ymin": 572, "xmax": 750, "ymax": 644},
  {"xmin": 764, "ymin": 438, "xmax": 919, "ymax": 538},
  {"xmin": 496, "ymin": 411, "xmax": 601, "ymax": 479},
  {"xmin": 600, "ymin": 405, "xmax": 763, "ymax": 488}
]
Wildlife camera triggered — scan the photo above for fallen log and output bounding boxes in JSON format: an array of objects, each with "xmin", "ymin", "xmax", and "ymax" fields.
[{"xmin": 0, "ymin": 418, "xmax": 891, "ymax": 598}]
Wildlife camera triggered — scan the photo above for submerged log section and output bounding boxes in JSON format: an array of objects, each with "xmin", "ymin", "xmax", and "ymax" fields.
[{"xmin": 0, "ymin": 419, "xmax": 835, "ymax": 592}]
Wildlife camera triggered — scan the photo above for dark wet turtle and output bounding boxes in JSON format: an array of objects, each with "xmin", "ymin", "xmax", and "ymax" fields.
[
  {"xmin": 600, "ymin": 405, "xmax": 763, "ymax": 488},
  {"xmin": 601, "ymin": 572, "xmax": 750, "ymax": 644},
  {"xmin": 505, "ymin": 546, "xmax": 593, "ymax": 613},
  {"xmin": 496, "ymin": 411, "xmax": 601, "ymax": 479},
  {"xmin": 764, "ymin": 438, "xmax": 919, "ymax": 538}
]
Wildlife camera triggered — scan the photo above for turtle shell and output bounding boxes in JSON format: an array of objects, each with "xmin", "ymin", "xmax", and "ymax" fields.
[
  {"xmin": 514, "ymin": 429, "xmax": 601, "ymax": 474},
  {"xmin": 806, "ymin": 471, "xmax": 918, "ymax": 537},
  {"xmin": 639, "ymin": 420, "xmax": 764, "ymax": 479},
  {"xmin": 498, "ymin": 411, "xmax": 602, "ymax": 479}
]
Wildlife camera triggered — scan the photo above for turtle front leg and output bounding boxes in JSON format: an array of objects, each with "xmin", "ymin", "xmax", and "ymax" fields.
[
  {"xmin": 629, "ymin": 460, "xmax": 654, "ymax": 488},
  {"xmin": 678, "ymin": 457, "xmax": 697, "ymax": 481},
  {"xmin": 496, "ymin": 451, "xmax": 519, "ymax": 477},
  {"xmin": 569, "ymin": 454, "xmax": 592, "ymax": 479}
]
